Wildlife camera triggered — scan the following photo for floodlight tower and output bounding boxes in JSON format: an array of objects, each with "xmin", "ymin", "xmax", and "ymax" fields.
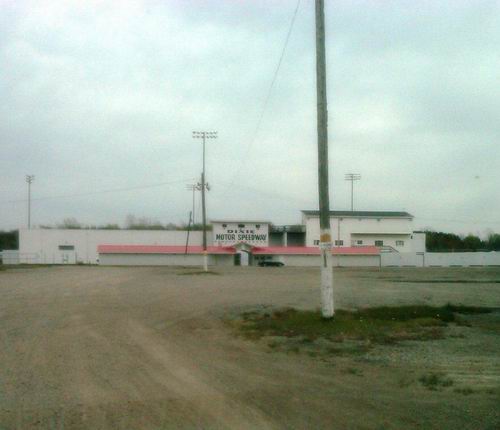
[
  {"xmin": 345, "ymin": 173, "xmax": 361, "ymax": 211},
  {"xmin": 192, "ymin": 131, "xmax": 217, "ymax": 272},
  {"xmin": 25, "ymin": 175, "xmax": 35, "ymax": 229}
]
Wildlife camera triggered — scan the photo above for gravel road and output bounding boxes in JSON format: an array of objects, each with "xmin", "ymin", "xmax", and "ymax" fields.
[{"xmin": 0, "ymin": 266, "xmax": 499, "ymax": 429}]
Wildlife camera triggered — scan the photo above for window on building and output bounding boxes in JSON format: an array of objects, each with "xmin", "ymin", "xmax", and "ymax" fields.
[
  {"xmin": 238, "ymin": 224, "xmax": 245, "ymax": 228},
  {"xmin": 334, "ymin": 240, "xmax": 343, "ymax": 246},
  {"xmin": 256, "ymin": 224, "xmax": 260, "ymax": 229},
  {"xmin": 356, "ymin": 240, "xmax": 363, "ymax": 245},
  {"xmin": 58, "ymin": 245, "xmax": 74, "ymax": 251},
  {"xmin": 313, "ymin": 240, "xmax": 320, "ymax": 245},
  {"xmin": 396, "ymin": 240, "xmax": 404, "ymax": 246},
  {"xmin": 375, "ymin": 240, "xmax": 384, "ymax": 246},
  {"xmin": 222, "ymin": 224, "xmax": 227, "ymax": 228}
]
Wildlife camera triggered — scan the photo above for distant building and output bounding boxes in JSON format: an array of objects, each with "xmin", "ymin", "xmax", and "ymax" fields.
[
  {"xmin": 301, "ymin": 210, "xmax": 425, "ymax": 253},
  {"xmin": 11, "ymin": 209, "xmax": 426, "ymax": 267}
]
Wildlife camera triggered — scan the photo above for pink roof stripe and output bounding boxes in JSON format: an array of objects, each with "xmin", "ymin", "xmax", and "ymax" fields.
[
  {"xmin": 251, "ymin": 246, "xmax": 380, "ymax": 256},
  {"xmin": 97, "ymin": 245, "xmax": 236, "ymax": 255},
  {"xmin": 98, "ymin": 244, "xmax": 379, "ymax": 256}
]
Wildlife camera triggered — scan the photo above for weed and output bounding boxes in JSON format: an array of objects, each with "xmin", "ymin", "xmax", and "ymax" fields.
[
  {"xmin": 177, "ymin": 270, "xmax": 220, "ymax": 276},
  {"xmin": 419, "ymin": 372, "xmax": 453, "ymax": 390},
  {"xmin": 454, "ymin": 387, "xmax": 474, "ymax": 395},
  {"xmin": 237, "ymin": 305, "xmax": 489, "ymax": 345},
  {"xmin": 343, "ymin": 367, "xmax": 363, "ymax": 376}
]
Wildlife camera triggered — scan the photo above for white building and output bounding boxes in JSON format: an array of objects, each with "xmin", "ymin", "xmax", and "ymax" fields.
[
  {"xmin": 10, "ymin": 211, "xmax": 428, "ymax": 267},
  {"xmin": 302, "ymin": 210, "xmax": 425, "ymax": 253},
  {"xmin": 17, "ymin": 228, "xmax": 207, "ymax": 265}
]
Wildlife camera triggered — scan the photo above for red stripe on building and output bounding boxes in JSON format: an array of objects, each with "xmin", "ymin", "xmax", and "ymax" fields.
[
  {"xmin": 97, "ymin": 245, "xmax": 236, "ymax": 255},
  {"xmin": 98, "ymin": 244, "xmax": 379, "ymax": 256}
]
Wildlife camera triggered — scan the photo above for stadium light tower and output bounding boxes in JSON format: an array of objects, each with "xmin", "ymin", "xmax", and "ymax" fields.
[
  {"xmin": 192, "ymin": 131, "xmax": 217, "ymax": 272},
  {"xmin": 25, "ymin": 174, "xmax": 35, "ymax": 229},
  {"xmin": 345, "ymin": 173, "xmax": 361, "ymax": 211}
]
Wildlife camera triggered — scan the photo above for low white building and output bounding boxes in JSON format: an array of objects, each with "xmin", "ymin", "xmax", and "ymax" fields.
[
  {"xmin": 302, "ymin": 210, "xmax": 425, "ymax": 252},
  {"xmin": 18, "ymin": 228, "xmax": 207, "ymax": 265}
]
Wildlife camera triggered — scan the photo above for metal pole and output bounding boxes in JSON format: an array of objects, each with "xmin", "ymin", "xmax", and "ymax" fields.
[
  {"xmin": 201, "ymin": 133, "xmax": 208, "ymax": 271},
  {"xmin": 28, "ymin": 180, "xmax": 31, "ymax": 229},
  {"xmin": 26, "ymin": 175, "xmax": 34, "ymax": 229},
  {"xmin": 185, "ymin": 211, "xmax": 192, "ymax": 255},
  {"xmin": 315, "ymin": 0, "xmax": 334, "ymax": 318},
  {"xmin": 351, "ymin": 179, "xmax": 354, "ymax": 211},
  {"xmin": 345, "ymin": 173, "xmax": 361, "ymax": 211},
  {"xmin": 201, "ymin": 170, "xmax": 208, "ymax": 271},
  {"xmin": 192, "ymin": 186, "xmax": 196, "ymax": 225}
]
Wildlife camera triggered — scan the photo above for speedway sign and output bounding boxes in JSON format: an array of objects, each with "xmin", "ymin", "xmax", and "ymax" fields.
[{"xmin": 212, "ymin": 221, "xmax": 269, "ymax": 246}]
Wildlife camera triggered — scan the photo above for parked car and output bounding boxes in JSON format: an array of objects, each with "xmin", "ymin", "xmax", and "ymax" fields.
[{"xmin": 258, "ymin": 260, "xmax": 284, "ymax": 267}]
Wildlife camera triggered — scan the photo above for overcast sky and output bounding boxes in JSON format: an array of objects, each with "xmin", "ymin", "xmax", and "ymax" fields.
[{"xmin": 1, "ymin": 0, "xmax": 499, "ymax": 235}]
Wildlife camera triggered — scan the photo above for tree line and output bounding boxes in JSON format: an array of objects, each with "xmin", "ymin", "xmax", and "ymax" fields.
[
  {"xmin": 424, "ymin": 231, "xmax": 500, "ymax": 252},
  {"xmin": 37, "ymin": 215, "xmax": 211, "ymax": 231}
]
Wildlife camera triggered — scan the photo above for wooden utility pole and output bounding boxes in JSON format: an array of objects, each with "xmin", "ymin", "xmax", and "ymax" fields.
[
  {"xmin": 193, "ymin": 131, "xmax": 217, "ymax": 272},
  {"xmin": 315, "ymin": 0, "xmax": 334, "ymax": 318}
]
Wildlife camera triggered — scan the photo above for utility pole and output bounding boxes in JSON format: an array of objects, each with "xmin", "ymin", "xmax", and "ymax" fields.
[
  {"xmin": 186, "ymin": 184, "xmax": 199, "ymax": 225},
  {"xmin": 315, "ymin": 0, "xmax": 334, "ymax": 318},
  {"xmin": 25, "ymin": 175, "xmax": 35, "ymax": 229},
  {"xmin": 345, "ymin": 173, "xmax": 361, "ymax": 211},
  {"xmin": 185, "ymin": 210, "xmax": 192, "ymax": 255},
  {"xmin": 192, "ymin": 131, "xmax": 217, "ymax": 272}
]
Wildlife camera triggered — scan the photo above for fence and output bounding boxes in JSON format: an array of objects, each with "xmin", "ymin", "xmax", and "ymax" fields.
[{"xmin": 381, "ymin": 251, "xmax": 500, "ymax": 268}]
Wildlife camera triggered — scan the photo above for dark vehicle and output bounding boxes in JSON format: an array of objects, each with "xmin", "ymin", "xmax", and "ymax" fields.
[{"xmin": 258, "ymin": 260, "xmax": 284, "ymax": 267}]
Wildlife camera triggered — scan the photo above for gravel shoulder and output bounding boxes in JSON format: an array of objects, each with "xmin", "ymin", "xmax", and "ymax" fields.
[{"xmin": 0, "ymin": 266, "xmax": 499, "ymax": 429}]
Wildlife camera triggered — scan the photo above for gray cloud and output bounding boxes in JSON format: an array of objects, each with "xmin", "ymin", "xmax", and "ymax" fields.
[{"xmin": 1, "ymin": 0, "xmax": 499, "ymax": 235}]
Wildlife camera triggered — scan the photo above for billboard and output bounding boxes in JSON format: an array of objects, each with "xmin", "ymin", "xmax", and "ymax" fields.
[{"xmin": 212, "ymin": 221, "xmax": 269, "ymax": 247}]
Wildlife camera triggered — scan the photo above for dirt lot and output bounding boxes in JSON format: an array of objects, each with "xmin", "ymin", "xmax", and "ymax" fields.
[{"xmin": 0, "ymin": 266, "xmax": 499, "ymax": 429}]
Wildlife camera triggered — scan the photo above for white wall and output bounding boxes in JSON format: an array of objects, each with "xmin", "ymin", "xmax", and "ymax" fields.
[
  {"xmin": 19, "ymin": 229, "xmax": 209, "ymax": 264},
  {"xmin": 350, "ymin": 233, "xmax": 412, "ymax": 251},
  {"xmin": 381, "ymin": 252, "xmax": 500, "ymax": 267},
  {"xmin": 1, "ymin": 250, "xmax": 20, "ymax": 265},
  {"xmin": 412, "ymin": 232, "xmax": 426, "ymax": 253},
  {"xmin": 99, "ymin": 253, "xmax": 234, "ymax": 267}
]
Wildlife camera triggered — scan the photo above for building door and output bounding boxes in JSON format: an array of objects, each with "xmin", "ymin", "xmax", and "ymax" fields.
[
  {"xmin": 234, "ymin": 253, "xmax": 241, "ymax": 266},
  {"xmin": 240, "ymin": 251, "xmax": 249, "ymax": 266},
  {"xmin": 59, "ymin": 251, "xmax": 76, "ymax": 264}
]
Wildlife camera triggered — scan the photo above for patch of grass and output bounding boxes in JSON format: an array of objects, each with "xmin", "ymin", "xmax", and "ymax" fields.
[
  {"xmin": 177, "ymin": 270, "xmax": 220, "ymax": 276},
  {"xmin": 419, "ymin": 372, "xmax": 453, "ymax": 390},
  {"xmin": 389, "ymin": 279, "xmax": 500, "ymax": 284},
  {"xmin": 343, "ymin": 367, "xmax": 363, "ymax": 376},
  {"xmin": 236, "ymin": 305, "xmax": 493, "ymax": 346},
  {"xmin": 454, "ymin": 387, "xmax": 475, "ymax": 395}
]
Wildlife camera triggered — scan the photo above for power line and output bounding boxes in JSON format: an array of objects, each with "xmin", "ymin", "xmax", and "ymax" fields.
[
  {"xmin": 216, "ymin": 180, "xmax": 315, "ymax": 207},
  {"xmin": 225, "ymin": 0, "xmax": 301, "ymax": 191},
  {"xmin": 2, "ymin": 178, "xmax": 195, "ymax": 204}
]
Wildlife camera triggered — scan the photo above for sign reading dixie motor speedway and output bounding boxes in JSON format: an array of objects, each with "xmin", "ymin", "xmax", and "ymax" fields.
[{"xmin": 212, "ymin": 221, "xmax": 269, "ymax": 247}]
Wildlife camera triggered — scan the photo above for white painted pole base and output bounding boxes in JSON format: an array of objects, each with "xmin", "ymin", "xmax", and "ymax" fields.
[
  {"xmin": 203, "ymin": 252, "xmax": 208, "ymax": 272},
  {"xmin": 319, "ymin": 231, "xmax": 334, "ymax": 318}
]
